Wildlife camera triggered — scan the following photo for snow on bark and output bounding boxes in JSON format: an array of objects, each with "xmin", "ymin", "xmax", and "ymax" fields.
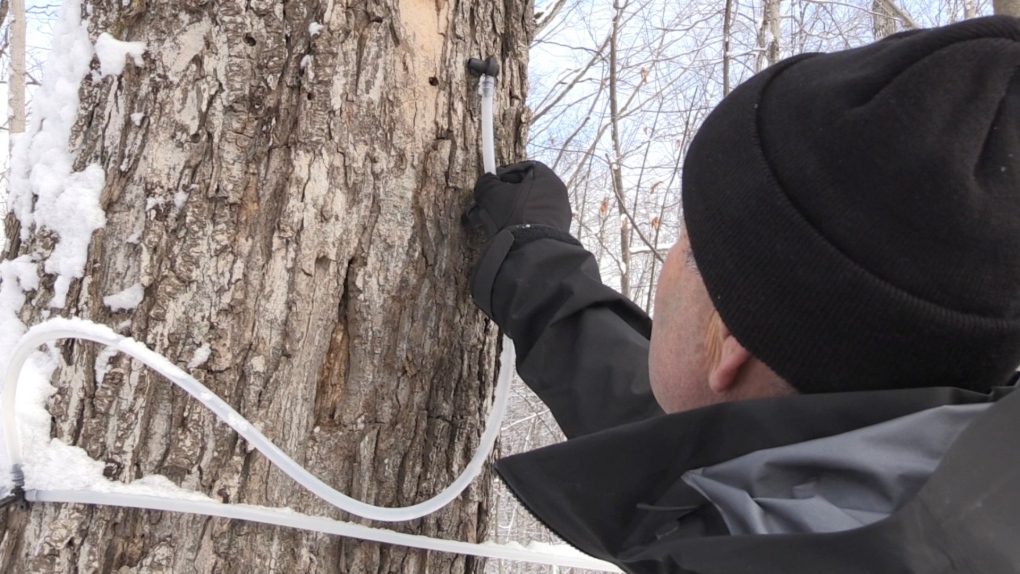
[
  {"xmin": 7, "ymin": 0, "xmax": 92, "ymax": 232},
  {"xmin": 0, "ymin": 1, "xmax": 105, "ymax": 481},
  {"xmin": 93, "ymin": 32, "xmax": 146, "ymax": 77},
  {"xmin": 102, "ymin": 283, "xmax": 143, "ymax": 311},
  {"xmin": 42, "ymin": 165, "xmax": 106, "ymax": 309},
  {"xmin": 187, "ymin": 343, "xmax": 211, "ymax": 369},
  {"xmin": 7, "ymin": 0, "xmax": 106, "ymax": 309},
  {"xmin": 93, "ymin": 345, "xmax": 119, "ymax": 385},
  {"xmin": 0, "ymin": 255, "xmax": 39, "ymax": 387}
]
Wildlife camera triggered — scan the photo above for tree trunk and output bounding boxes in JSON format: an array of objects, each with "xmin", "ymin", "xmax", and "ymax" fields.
[
  {"xmin": 0, "ymin": 0, "xmax": 530, "ymax": 572},
  {"xmin": 8, "ymin": 0, "xmax": 24, "ymax": 134},
  {"xmin": 722, "ymin": 0, "xmax": 733, "ymax": 96},
  {"xmin": 608, "ymin": 0, "xmax": 630, "ymax": 300},
  {"xmin": 964, "ymin": 0, "xmax": 978, "ymax": 19},
  {"xmin": 872, "ymin": 0, "xmax": 897, "ymax": 39},
  {"xmin": 756, "ymin": 0, "xmax": 781, "ymax": 72},
  {"xmin": 995, "ymin": 0, "xmax": 1020, "ymax": 16}
]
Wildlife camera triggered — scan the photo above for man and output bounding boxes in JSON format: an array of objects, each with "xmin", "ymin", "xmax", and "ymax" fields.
[{"xmin": 467, "ymin": 15, "xmax": 1020, "ymax": 574}]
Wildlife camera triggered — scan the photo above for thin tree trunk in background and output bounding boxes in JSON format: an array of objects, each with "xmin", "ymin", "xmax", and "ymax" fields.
[
  {"xmin": 723, "ymin": 0, "xmax": 733, "ymax": 96},
  {"xmin": 964, "ymin": 0, "xmax": 978, "ymax": 19},
  {"xmin": 872, "ymin": 0, "xmax": 897, "ymax": 39},
  {"xmin": 876, "ymin": 0, "xmax": 920, "ymax": 29},
  {"xmin": 756, "ymin": 0, "xmax": 781, "ymax": 72},
  {"xmin": 8, "ymin": 0, "xmax": 24, "ymax": 134},
  {"xmin": 609, "ymin": 0, "xmax": 631, "ymax": 299},
  {"xmin": 995, "ymin": 0, "xmax": 1020, "ymax": 16},
  {"xmin": 0, "ymin": 0, "xmax": 530, "ymax": 572},
  {"xmin": 3, "ymin": 0, "xmax": 18, "ymax": 226}
]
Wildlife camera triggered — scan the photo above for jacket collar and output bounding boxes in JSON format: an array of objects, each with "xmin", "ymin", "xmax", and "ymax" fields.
[{"xmin": 495, "ymin": 386, "xmax": 1012, "ymax": 572}]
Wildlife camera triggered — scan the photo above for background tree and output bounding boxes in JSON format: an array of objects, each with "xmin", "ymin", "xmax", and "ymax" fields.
[
  {"xmin": 995, "ymin": 0, "xmax": 1020, "ymax": 15},
  {"xmin": 0, "ymin": 0, "xmax": 530, "ymax": 572},
  {"xmin": 873, "ymin": 0, "xmax": 900, "ymax": 38},
  {"xmin": 8, "ymin": 0, "xmax": 23, "ymax": 135}
]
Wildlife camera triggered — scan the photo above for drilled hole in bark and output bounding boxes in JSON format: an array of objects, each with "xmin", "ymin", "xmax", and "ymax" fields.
[
  {"xmin": 307, "ymin": 92, "xmax": 314, "ymax": 101},
  {"xmin": 428, "ymin": 76, "xmax": 439, "ymax": 86},
  {"xmin": 189, "ymin": 133, "xmax": 201, "ymax": 143},
  {"xmin": 244, "ymin": 34, "xmax": 257, "ymax": 46}
]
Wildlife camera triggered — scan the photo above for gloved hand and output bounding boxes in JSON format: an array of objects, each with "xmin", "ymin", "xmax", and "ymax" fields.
[{"xmin": 464, "ymin": 161, "xmax": 571, "ymax": 238}]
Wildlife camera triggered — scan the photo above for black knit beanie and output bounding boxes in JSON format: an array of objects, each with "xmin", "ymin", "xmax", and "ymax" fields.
[{"xmin": 682, "ymin": 16, "xmax": 1020, "ymax": 394}]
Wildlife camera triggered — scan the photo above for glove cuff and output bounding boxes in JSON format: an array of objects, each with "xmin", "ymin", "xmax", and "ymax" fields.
[{"xmin": 470, "ymin": 225, "xmax": 581, "ymax": 319}]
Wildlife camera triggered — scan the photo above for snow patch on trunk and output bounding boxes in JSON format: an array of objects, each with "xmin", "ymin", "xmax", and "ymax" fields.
[
  {"xmin": 94, "ymin": 32, "xmax": 146, "ymax": 77},
  {"xmin": 103, "ymin": 283, "xmax": 143, "ymax": 311},
  {"xmin": 0, "ymin": 257, "xmax": 39, "ymax": 364},
  {"xmin": 45, "ymin": 165, "xmax": 107, "ymax": 308},
  {"xmin": 8, "ymin": 0, "xmax": 107, "ymax": 309},
  {"xmin": 0, "ymin": 262, "xmax": 58, "ymax": 489},
  {"xmin": 93, "ymin": 345, "xmax": 119, "ymax": 386},
  {"xmin": 187, "ymin": 343, "xmax": 211, "ymax": 369},
  {"xmin": 173, "ymin": 190, "xmax": 190, "ymax": 210}
]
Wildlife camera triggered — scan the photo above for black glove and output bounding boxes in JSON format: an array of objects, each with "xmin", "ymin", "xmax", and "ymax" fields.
[{"xmin": 464, "ymin": 161, "xmax": 571, "ymax": 237}]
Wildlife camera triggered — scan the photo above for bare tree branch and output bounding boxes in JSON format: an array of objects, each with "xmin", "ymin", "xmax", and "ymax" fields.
[{"xmin": 531, "ymin": 34, "xmax": 610, "ymax": 123}]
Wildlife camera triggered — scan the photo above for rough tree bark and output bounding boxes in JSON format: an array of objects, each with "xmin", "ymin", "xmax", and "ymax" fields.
[{"xmin": 0, "ymin": 0, "xmax": 530, "ymax": 572}]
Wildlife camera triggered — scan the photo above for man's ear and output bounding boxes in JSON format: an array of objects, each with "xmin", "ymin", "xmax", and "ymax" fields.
[{"xmin": 707, "ymin": 333, "xmax": 753, "ymax": 394}]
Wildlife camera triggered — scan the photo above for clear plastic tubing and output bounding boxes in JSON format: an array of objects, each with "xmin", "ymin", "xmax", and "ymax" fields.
[
  {"xmin": 2, "ymin": 318, "xmax": 514, "ymax": 522},
  {"xmin": 1, "ymin": 322, "xmax": 619, "ymax": 569},
  {"xmin": 25, "ymin": 489, "xmax": 620, "ymax": 571},
  {"xmin": 480, "ymin": 74, "xmax": 496, "ymax": 174}
]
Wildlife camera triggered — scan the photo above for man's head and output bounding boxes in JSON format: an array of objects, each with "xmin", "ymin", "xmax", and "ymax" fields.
[
  {"xmin": 651, "ymin": 16, "xmax": 1020, "ymax": 411},
  {"xmin": 649, "ymin": 230, "xmax": 794, "ymax": 412}
]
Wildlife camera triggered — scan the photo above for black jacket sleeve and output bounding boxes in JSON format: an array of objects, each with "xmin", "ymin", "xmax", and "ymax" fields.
[{"xmin": 471, "ymin": 224, "xmax": 665, "ymax": 438}]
